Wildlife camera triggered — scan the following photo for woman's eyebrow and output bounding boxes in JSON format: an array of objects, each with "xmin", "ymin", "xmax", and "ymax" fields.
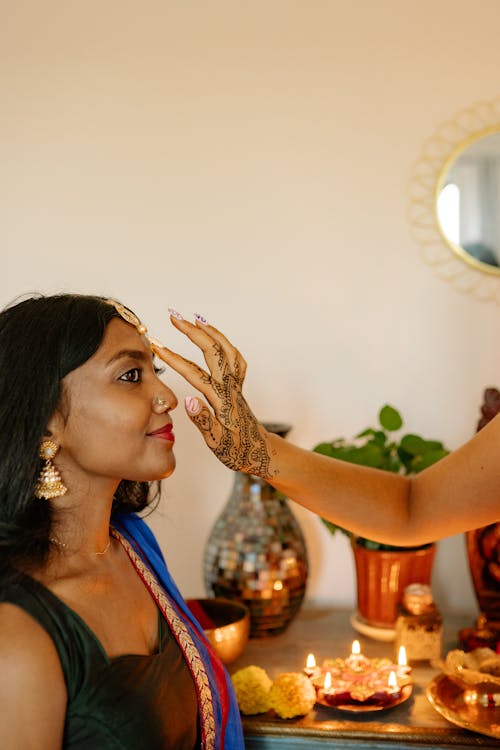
[{"xmin": 106, "ymin": 349, "xmax": 152, "ymax": 366}]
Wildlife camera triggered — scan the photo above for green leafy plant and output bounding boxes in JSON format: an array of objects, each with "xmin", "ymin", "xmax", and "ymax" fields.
[{"xmin": 313, "ymin": 405, "xmax": 450, "ymax": 550}]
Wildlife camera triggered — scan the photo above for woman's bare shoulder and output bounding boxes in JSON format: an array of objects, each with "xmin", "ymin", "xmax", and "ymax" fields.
[
  {"xmin": 0, "ymin": 600, "xmax": 65, "ymax": 677},
  {"xmin": 0, "ymin": 602, "xmax": 66, "ymax": 748}
]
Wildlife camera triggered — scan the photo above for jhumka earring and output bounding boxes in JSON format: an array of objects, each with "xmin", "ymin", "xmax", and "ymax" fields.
[{"xmin": 35, "ymin": 440, "xmax": 67, "ymax": 500}]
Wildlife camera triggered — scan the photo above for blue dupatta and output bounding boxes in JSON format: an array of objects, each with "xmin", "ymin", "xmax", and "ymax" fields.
[{"xmin": 111, "ymin": 513, "xmax": 244, "ymax": 750}]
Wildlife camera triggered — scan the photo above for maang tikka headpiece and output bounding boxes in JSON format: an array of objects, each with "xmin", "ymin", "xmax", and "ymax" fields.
[
  {"xmin": 106, "ymin": 299, "xmax": 148, "ymax": 335},
  {"xmin": 105, "ymin": 299, "xmax": 167, "ymax": 351}
]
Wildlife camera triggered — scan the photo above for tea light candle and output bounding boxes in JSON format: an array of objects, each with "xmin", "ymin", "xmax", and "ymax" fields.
[
  {"xmin": 348, "ymin": 639, "xmax": 361, "ymax": 665},
  {"xmin": 346, "ymin": 639, "xmax": 369, "ymax": 670},
  {"xmin": 304, "ymin": 653, "xmax": 317, "ymax": 678},
  {"xmin": 397, "ymin": 645, "xmax": 412, "ymax": 677},
  {"xmin": 323, "ymin": 671, "xmax": 332, "ymax": 692},
  {"xmin": 387, "ymin": 670, "xmax": 401, "ymax": 697}
]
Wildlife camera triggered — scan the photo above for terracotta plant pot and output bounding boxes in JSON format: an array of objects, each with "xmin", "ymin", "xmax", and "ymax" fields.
[{"xmin": 352, "ymin": 539, "xmax": 436, "ymax": 629}]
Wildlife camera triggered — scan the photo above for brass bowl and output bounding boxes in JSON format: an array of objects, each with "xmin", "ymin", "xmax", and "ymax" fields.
[{"xmin": 188, "ymin": 598, "xmax": 250, "ymax": 665}]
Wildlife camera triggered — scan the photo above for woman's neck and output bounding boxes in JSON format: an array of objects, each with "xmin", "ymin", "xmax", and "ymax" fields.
[{"xmin": 48, "ymin": 478, "xmax": 118, "ymax": 558}]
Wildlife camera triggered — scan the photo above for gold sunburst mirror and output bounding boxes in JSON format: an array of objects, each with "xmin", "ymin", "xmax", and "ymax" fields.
[{"xmin": 409, "ymin": 99, "xmax": 500, "ymax": 304}]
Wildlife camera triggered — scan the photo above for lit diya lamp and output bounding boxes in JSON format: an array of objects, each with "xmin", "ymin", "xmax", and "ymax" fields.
[
  {"xmin": 345, "ymin": 639, "xmax": 370, "ymax": 671},
  {"xmin": 397, "ymin": 646, "xmax": 412, "ymax": 677},
  {"xmin": 304, "ymin": 653, "xmax": 319, "ymax": 679},
  {"xmin": 314, "ymin": 641, "xmax": 412, "ymax": 708}
]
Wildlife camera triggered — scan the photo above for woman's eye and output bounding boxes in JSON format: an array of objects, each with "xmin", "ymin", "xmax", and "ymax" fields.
[
  {"xmin": 119, "ymin": 368, "xmax": 142, "ymax": 383},
  {"xmin": 154, "ymin": 365, "xmax": 166, "ymax": 376}
]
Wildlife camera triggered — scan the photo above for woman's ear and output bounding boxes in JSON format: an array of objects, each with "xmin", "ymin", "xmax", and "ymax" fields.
[{"xmin": 44, "ymin": 410, "xmax": 65, "ymax": 445}]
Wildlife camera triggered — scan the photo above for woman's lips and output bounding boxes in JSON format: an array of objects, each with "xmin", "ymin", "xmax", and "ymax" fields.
[{"xmin": 147, "ymin": 423, "xmax": 175, "ymax": 442}]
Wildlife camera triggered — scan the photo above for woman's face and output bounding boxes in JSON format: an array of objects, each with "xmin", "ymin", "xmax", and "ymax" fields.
[{"xmin": 54, "ymin": 318, "xmax": 178, "ymax": 487}]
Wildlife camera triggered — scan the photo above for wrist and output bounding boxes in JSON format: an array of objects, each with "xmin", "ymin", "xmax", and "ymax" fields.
[{"xmin": 258, "ymin": 427, "xmax": 281, "ymax": 480}]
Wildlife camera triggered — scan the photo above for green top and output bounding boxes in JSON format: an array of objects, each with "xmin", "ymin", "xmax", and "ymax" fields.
[{"xmin": 1, "ymin": 575, "xmax": 200, "ymax": 749}]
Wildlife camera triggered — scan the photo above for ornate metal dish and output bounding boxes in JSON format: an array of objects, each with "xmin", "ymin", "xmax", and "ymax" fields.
[{"xmin": 427, "ymin": 673, "xmax": 500, "ymax": 740}]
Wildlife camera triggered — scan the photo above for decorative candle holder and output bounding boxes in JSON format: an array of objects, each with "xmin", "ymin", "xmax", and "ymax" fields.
[{"xmin": 311, "ymin": 641, "xmax": 413, "ymax": 710}]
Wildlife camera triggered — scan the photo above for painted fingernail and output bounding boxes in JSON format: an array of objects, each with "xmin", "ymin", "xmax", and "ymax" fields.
[
  {"xmin": 185, "ymin": 396, "xmax": 202, "ymax": 416},
  {"xmin": 168, "ymin": 308, "xmax": 184, "ymax": 320},
  {"xmin": 194, "ymin": 313, "xmax": 208, "ymax": 325},
  {"xmin": 147, "ymin": 336, "xmax": 167, "ymax": 350}
]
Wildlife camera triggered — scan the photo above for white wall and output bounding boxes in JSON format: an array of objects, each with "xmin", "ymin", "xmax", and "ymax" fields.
[{"xmin": 2, "ymin": 0, "xmax": 500, "ymax": 619}]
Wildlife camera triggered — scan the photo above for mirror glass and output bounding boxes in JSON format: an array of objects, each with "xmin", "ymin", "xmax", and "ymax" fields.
[{"xmin": 436, "ymin": 130, "xmax": 500, "ymax": 273}]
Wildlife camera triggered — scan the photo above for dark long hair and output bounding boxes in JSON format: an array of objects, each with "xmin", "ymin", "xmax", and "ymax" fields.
[{"xmin": 0, "ymin": 293, "xmax": 154, "ymax": 585}]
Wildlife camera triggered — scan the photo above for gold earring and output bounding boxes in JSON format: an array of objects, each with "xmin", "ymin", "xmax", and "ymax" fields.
[{"xmin": 35, "ymin": 440, "xmax": 67, "ymax": 499}]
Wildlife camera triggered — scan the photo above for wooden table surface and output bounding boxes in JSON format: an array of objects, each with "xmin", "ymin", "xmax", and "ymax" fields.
[{"xmin": 229, "ymin": 606, "xmax": 500, "ymax": 749}]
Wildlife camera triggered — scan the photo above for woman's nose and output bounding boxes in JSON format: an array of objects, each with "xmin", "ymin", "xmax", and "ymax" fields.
[{"xmin": 152, "ymin": 387, "xmax": 178, "ymax": 413}]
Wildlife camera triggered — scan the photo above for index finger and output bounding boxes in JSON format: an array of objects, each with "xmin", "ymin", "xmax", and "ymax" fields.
[
  {"xmin": 170, "ymin": 314, "xmax": 247, "ymax": 383},
  {"xmin": 148, "ymin": 339, "xmax": 219, "ymax": 407}
]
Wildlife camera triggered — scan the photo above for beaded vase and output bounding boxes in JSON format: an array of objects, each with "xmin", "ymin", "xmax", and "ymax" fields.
[{"xmin": 203, "ymin": 424, "xmax": 308, "ymax": 638}]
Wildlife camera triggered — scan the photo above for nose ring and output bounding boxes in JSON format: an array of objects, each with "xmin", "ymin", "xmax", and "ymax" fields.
[{"xmin": 153, "ymin": 396, "xmax": 168, "ymax": 408}]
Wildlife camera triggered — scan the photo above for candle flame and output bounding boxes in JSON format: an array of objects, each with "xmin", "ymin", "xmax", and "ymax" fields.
[
  {"xmin": 397, "ymin": 645, "xmax": 407, "ymax": 666},
  {"xmin": 323, "ymin": 671, "xmax": 332, "ymax": 690},
  {"xmin": 351, "ymin": 639, "xmax": 361, "ymax": 656},
  {"xmin": 306, "ymin": 653, "xmax": 316, "ymax": 669},
  {"xmin": 388, "ymin": 670, "xmax": 398, "ymax": 690}
]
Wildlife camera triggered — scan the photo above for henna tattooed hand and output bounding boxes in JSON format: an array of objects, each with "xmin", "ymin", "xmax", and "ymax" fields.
[{"xmin": 149, "ymin": 315, "xmax": 274, "ymax": 478}]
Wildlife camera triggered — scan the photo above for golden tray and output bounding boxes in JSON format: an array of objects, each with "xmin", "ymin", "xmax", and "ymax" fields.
[{"xmin": 427, "ymin": 673, "xmax": 500, "ymax": 739}]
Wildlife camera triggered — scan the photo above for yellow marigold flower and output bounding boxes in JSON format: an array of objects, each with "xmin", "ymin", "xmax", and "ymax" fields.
[
  {"xmin": 231, "ymin": 665, "xmax": 273, "ymax": 715},
  {"xmin": 269, "ymin": 672, "xmax": 316, "ymax": 719}
]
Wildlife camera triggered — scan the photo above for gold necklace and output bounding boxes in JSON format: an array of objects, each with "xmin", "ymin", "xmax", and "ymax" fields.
[{"xmin": 49, "ymin": 536, "xmax": 111, "ymax": 555}]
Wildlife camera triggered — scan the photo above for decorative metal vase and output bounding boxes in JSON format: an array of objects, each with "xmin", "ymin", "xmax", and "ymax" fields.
[
  {"xmin": 458, "ymin": 389, "xmax": 500, "ymax": 650},
  {"xmin": 203, "ymin": 424, "xmax": 308, "ymax": 638},
  {"xmin": 466, "ymin": 524, "xmax": 500, "ymax": 626}
]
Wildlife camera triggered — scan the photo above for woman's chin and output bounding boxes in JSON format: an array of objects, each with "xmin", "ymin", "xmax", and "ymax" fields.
[
  {"xmin": 159, "ymin": 465, "xmax": 175, "ymax": 480},
  {"xmin": 158, "ymin": 456, "xmax": 176, "ymax": 480},
  {"xmin": 128, "ymin": 461, "xmax": 176, "ymax": 483}
]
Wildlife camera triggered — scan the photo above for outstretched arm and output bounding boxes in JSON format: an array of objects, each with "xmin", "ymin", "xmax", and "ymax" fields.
[{"xmin": 151, "ymin": 316, "xmax": 500, "ymax": 546}]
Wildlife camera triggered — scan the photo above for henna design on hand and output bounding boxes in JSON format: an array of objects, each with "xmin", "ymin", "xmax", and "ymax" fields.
[
  {"xmin": 158, "ymin": 317, "xmax": 274, "ymax": 478},
  {"xmin": 191, "ymin": 384, "xmax": 273, "ymax": 478}
]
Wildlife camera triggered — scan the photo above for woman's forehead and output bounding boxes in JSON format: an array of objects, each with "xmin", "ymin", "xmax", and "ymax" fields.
[
  {"xmin": 68, "ymin": 318, "xmax": 152, "ymax": 378},
  {"xmin": 97, "ymin": 318, "xmax": 148, "ymax": 356}
]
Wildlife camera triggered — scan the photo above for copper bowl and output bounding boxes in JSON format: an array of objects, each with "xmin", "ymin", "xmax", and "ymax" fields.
[{"xmin": 187, "ymin": 598, "xmax": 250, "ymax": 665}]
